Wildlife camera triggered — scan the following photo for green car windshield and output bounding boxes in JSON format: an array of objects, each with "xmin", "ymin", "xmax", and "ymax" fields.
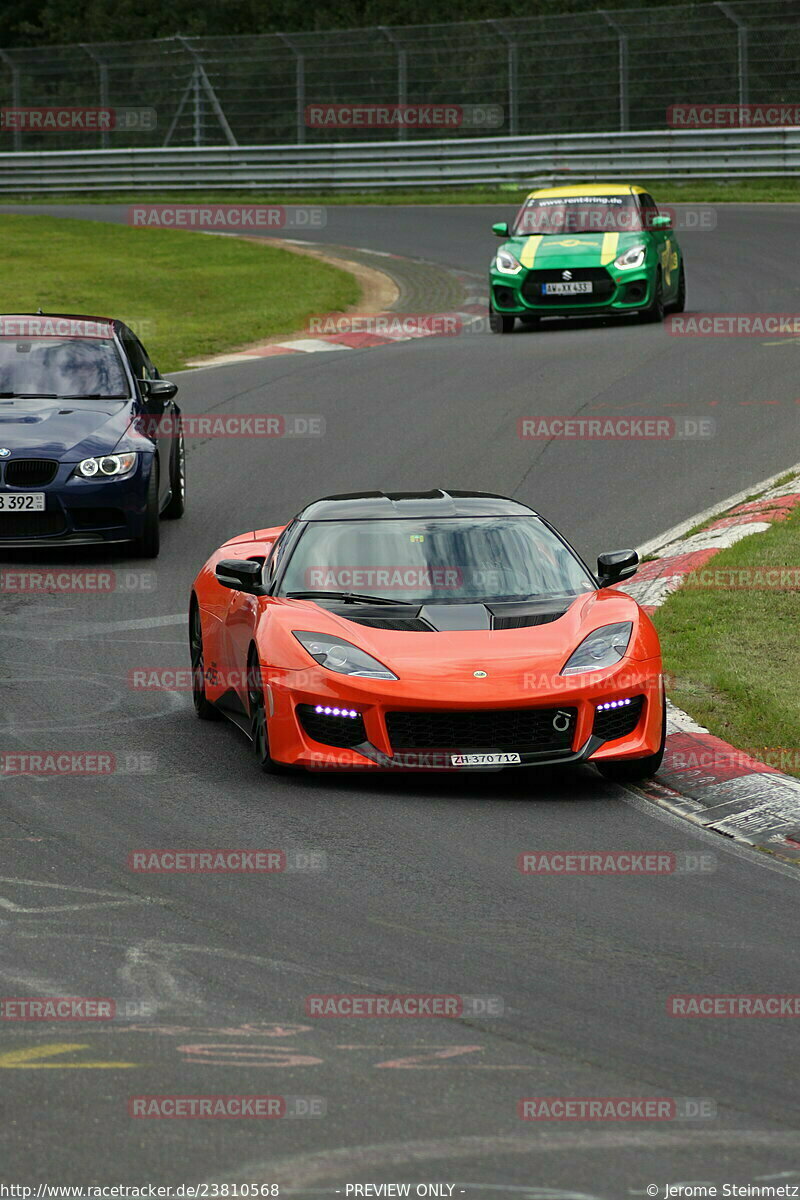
[{"xmin": 514, "ymin": 195, "xmax": 643, "ymax": 236}]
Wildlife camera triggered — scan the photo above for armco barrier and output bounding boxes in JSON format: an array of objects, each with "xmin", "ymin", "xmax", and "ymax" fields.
[{"xmin": 0, "ymin": 126, "xmax": 798, "ymax": 193}]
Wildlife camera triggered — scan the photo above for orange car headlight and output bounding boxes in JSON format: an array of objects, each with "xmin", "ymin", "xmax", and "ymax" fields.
[
  {"xmin": 292, "ymin": 631, "xmax": 398, "ymax": 680},
  {"xmin": 561, "ymin": 622, "xmax": 632, "ymax": 676}
]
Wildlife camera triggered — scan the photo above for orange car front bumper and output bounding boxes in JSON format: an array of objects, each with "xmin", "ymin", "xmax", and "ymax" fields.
[{"xmin": 260, "ymin": 656, "xmax": 664, "ymax": 771}]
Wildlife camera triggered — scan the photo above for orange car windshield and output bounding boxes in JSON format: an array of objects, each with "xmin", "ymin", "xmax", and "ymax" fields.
[{"xmin": 279, "ymin": 516, "xmax": 595, "ymax": 604}]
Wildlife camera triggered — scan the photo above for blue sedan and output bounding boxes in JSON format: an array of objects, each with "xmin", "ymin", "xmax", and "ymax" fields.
[{"xmin": 0, "ymin": 313, "xmax": 184, "ymax": 557}]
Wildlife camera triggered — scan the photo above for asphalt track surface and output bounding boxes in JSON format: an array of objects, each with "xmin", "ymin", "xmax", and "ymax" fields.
[{"xmin": 0, "ymin": 203, "xmax": 799, "ymax": 1197}]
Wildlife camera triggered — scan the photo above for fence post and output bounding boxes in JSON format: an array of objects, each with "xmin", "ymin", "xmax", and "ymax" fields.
[
  {"xmin": 0, "ymin": 49, "xmax": 22, "ymax": 151},
  {"xmin": 599, "ymin": 11, "xmax": 629, "ymax": 133},
  {"xmin": 176, "ymin": 36, "xmax": 238, "ymax": 147},
  {"xmin": 490, "ymin": 22, "xmax": 519, "ymax": 137},
  {"xmin": 193, "ymin": 66, "xmax": 202, "ymax": 146},
  {"xmin": 81, "ymin": 45, "xmax": 110, "ymax": 149},
  {"xmin": 277, "ymin": 34, "xmax": 305, "ymax": 144},
  {"xmin": 379, "ymin": 27, "xmax": 407, "ymax": 141},
  {"xmin": 715, "ymin": 1, "xmax": 749, "ymax": 106}
]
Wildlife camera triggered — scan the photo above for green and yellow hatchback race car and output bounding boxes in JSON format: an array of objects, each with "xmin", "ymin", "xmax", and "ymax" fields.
[{"xmin": 488, "ymin": 184, "xmax": 686, "ymax": 333}]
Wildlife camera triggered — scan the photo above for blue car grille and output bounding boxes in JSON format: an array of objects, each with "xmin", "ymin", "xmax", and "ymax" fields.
[
  {"xmin": 3, "ymin": 459, "xmax": 59, "ymax": 486},
  {"xmin": 0, "ymin": 512, "xmax": 66, "ymax": 538}
]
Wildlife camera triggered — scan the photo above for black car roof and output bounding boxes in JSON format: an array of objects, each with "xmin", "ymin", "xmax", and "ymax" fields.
[
  {"xmin": 296, "ymin": 490, "xmax": 538, "ymax": 521},
  {"xmin": 0, "ymin": 312, "xmax": 120, "ymax": 326}
]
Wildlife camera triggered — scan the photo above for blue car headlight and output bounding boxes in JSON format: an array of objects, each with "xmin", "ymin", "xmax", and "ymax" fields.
[
  {"xmin": 75, "ymin": 452, "xmax": 137, "ymax": 480},
  {"xmin": 293, "ymin": 631, "xmax": 398, "ymax": 680},
  {"xmin": 561, "ymin": 622, "xmax": 633, "ymax": 675}
]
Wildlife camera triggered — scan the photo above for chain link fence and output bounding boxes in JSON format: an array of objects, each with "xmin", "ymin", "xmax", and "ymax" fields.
[{"xmin": 1, "ymin": 0, "xmax": 799, "ymax": 151}]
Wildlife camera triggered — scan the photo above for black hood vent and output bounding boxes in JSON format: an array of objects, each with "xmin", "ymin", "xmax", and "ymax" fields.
[
  {"xmin": 491, "ymin": 613, "xmax": 564, "ymax": 629},
  {"xmin": 488, "ymin": 598, "xmax": 573, "ymax": 629},
  {"xmin": 346, "ymin": 615, "xmax": 435, "ymax": 632},
  {"xmin": 320, "ymin": 596, "xmax": 577, "ymax": 633}
]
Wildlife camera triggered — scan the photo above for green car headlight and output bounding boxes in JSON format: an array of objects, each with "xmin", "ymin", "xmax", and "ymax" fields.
[
  {"xmin": 494, "ymin": 248, "xmax": 523, "ymax": 276},
  {"xmin": 614, "ymin": 244, "xmax": 647, "ymax": 271}
]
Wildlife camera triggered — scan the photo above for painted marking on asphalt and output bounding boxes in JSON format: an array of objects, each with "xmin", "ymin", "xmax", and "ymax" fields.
[
  {"xmin": 0, "ymin": 876, "xmax": 157, "ymax": 914},
  {"xmin": 376, "ymin": 1045, "xmax": 482, "ymax": 1068},
  {"xmin": 0, "ymin": 1043, "xmax": 138, "ymax": 1069},
  {"xmin": 1, "ymin": 614, "xmax": 187, "ymax": 644},
  {"xmin": 178, "ymin": 1043, "xmax": 324, "ymax": 1067},
  {"xmin": 109, "ymin": 1022, "xmax": 313, "ymax": 1038}
]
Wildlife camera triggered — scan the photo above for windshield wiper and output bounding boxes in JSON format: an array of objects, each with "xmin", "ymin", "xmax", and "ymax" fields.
[
  {"xmin": 0, "ymin": 392, "xmax": 59, "ymax": 399},
  {"xmin": 57, "ymin": 393, "xmax": 128, "ymax": 400},
  {"xmin": 286, "ymin": 589, "xmax": 415, "ymax": 607}
]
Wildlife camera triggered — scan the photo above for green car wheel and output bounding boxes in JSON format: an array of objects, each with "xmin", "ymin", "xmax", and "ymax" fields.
[
  {"xmin": 489, "ymin": 307, "xmax": 515, "ymax": 335},
  {"xmin": 639, "ymin": 270, "xmax": 664, "ymax": 324}
]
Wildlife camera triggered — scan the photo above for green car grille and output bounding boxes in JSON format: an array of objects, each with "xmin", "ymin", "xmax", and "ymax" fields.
[{"xmin": 521, "ymin": 267, "xmax": 615, "ymax": 305}]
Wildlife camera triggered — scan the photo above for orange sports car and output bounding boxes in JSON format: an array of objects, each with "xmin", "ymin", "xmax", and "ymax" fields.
[{"xmin": 189, "ymin": 490, "xmax": 665, "ymax": 781}]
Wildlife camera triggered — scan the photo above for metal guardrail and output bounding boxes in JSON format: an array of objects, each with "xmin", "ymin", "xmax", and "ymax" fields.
[{"xmin": 0, "ymin": 127, "xmax": 797, "ymax": 193}]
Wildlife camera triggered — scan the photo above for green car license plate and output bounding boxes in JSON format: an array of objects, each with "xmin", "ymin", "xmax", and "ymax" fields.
[{"xmin": 542, "ymin": 281, "xmax": 593, "ymax": 295}]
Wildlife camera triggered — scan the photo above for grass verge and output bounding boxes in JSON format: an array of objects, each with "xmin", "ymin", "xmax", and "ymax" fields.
[
  {"xmin": 3, "ymin": 179, "xmax": 800, "ymax": 206},
  {"xmin": 654, "ymin": 499, "xmax": 800, "ymax": 777},
  {"xmin": 1, "ymin": 214, "xmax": 359, "ymax": 371}
]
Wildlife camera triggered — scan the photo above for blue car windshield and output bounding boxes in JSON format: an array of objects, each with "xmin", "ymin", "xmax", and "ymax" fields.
[
  {"xmin": 279, "ymin": 516, "xmax": 596, "ymax": 604},
  {"xmin": 0, "ymin": 336, "xmax": 129, "ymax": 398},
  {"xmin": 514, "ymin": 195, "xmax": 642, "ymax": 236}
]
